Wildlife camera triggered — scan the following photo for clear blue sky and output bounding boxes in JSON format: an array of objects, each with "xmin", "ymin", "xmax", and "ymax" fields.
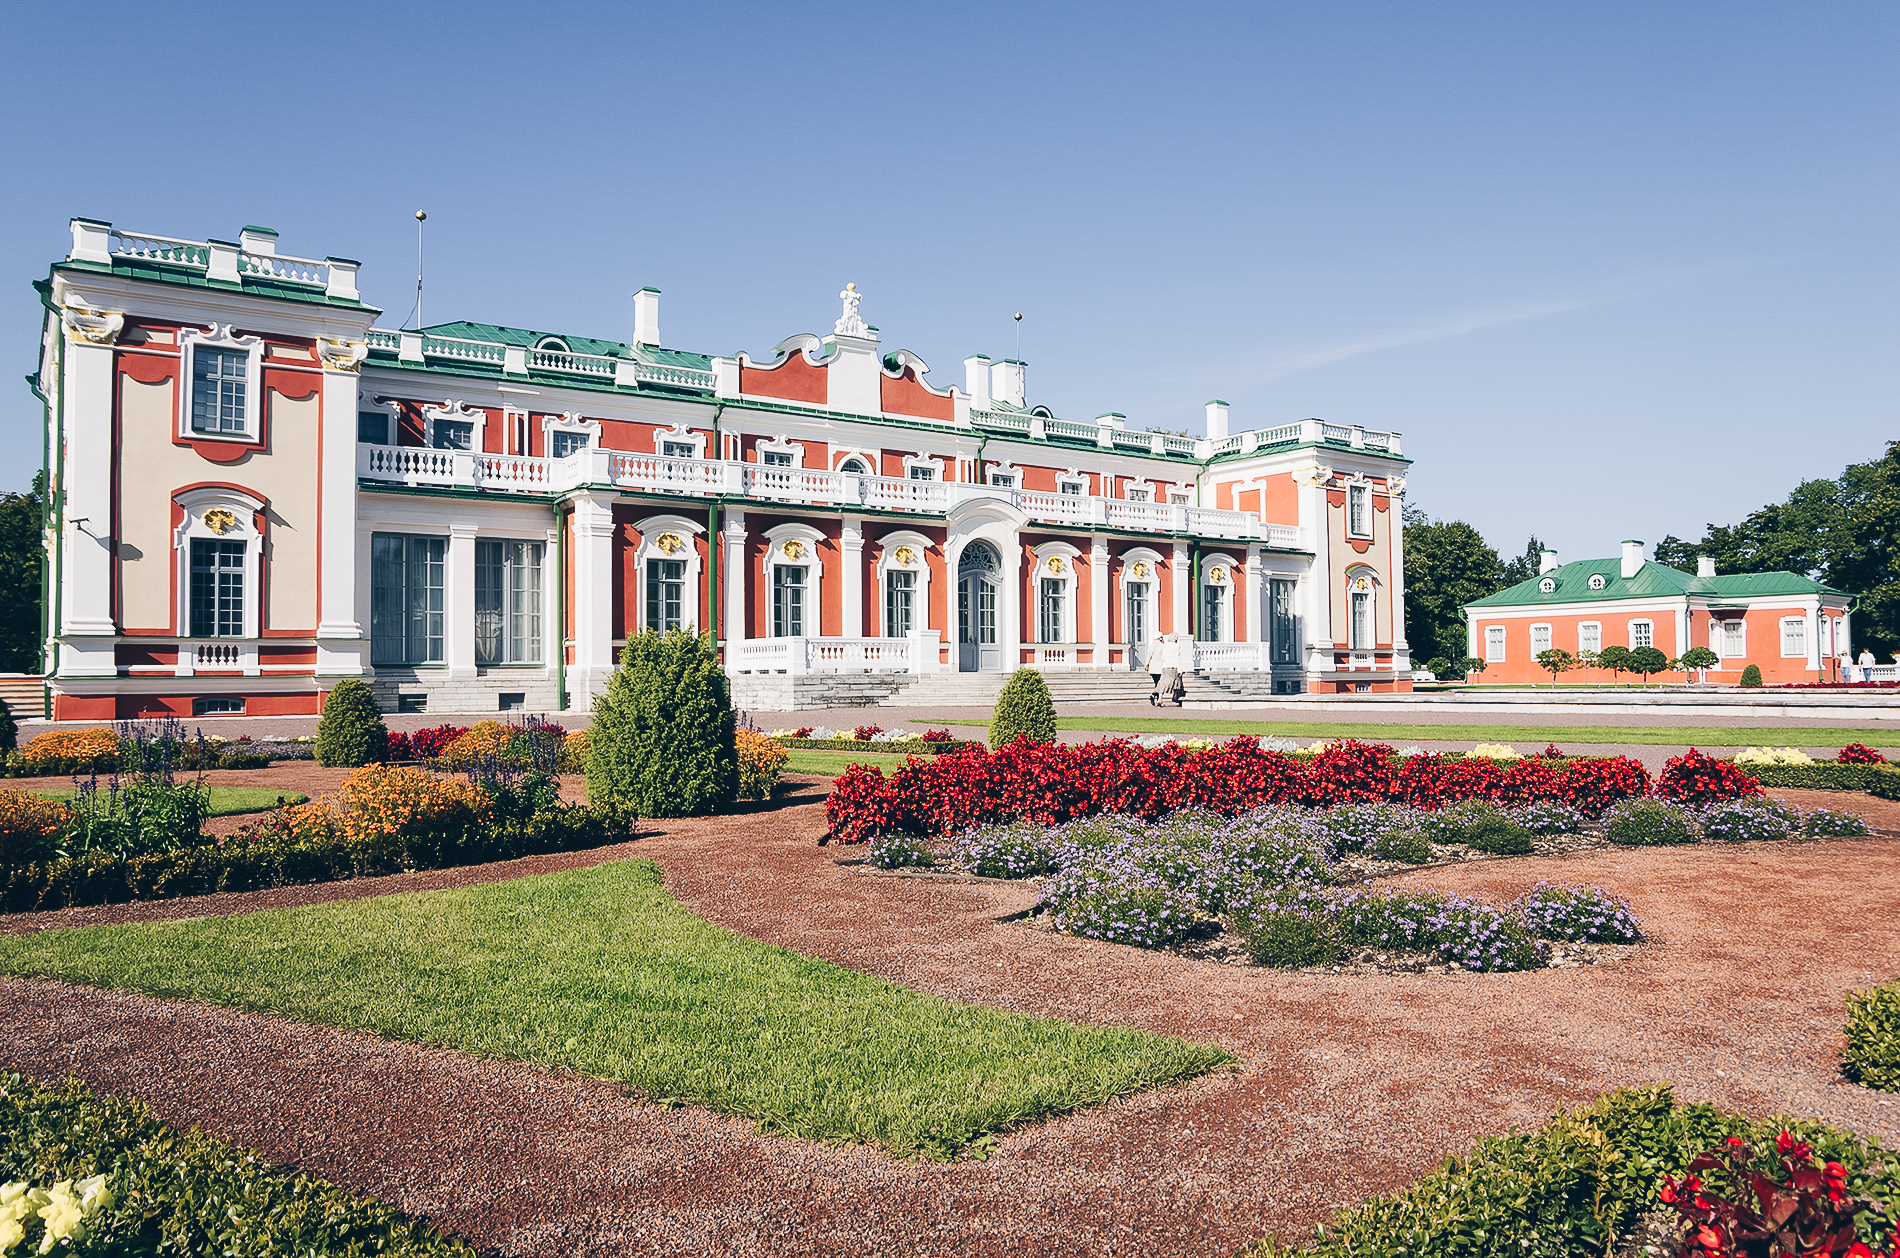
[{"xmin": 4, "ymin": 2, "xmax": 1893, "ymax": 563}]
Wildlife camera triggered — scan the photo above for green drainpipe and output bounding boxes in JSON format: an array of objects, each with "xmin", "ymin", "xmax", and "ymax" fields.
[
  {"xmin": 36, "ymin": 284, "xmax": 64, "ymax": 720},
  {"xmin": 707, "ymin": 405, "xmax": 723, "ymax": 657},
  {"xmin": 551, "ymin": 498, "xmax": 567, "ymax": 710}
]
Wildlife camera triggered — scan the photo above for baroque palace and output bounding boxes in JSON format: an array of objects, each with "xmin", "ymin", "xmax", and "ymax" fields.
[{"xmin": 31, "ymin": 218, "xmax": 1412, "ymax": 720}]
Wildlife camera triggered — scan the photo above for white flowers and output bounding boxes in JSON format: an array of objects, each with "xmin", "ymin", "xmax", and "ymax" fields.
[
  {"xmin": 1, "ymin": 1174, "xmax": 113, "ymax": 1253},
  {"xmin": 1734, "ymin": 746, "xmax": 1814, "ymax": 766}
]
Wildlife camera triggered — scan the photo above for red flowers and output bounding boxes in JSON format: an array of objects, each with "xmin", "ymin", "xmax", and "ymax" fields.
[
  {"xmin": 1838, "ymin": 743, "xmax": 1888, "ymax": 765},
  {"xmin": 1654, "ymin": 749, "xmax": 1762, "ymax": 806},
  {"xmin": 921, "ymin": 729, "xmax": 952, "ymax": 743},
  {"xmin": 1659, "ymin": 1129, "xmax": 1889, "ymax": 1257}
]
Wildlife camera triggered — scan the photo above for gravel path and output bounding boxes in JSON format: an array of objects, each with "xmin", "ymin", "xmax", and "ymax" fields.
[{"xmin": 3, "ymin": 788, "xmax": 1898, "ymax": 1257}]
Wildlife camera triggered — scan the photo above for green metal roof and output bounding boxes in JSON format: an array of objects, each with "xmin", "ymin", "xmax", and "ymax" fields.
[
  {"xmin": 421, "ymin": 321, "xmax": 712, "ymax": 370},
  {"xmin": 1467, "ymin": 558, "xmax": 1846, "ymax": 608},
  {"xmin": 50, "ymin": 258, "xmax": 379, "ymax": 313}
]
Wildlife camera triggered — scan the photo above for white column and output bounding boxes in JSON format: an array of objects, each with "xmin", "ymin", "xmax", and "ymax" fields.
[
  {"xmin": 1386, "ymin": 488, "xmax": 1409, "ymax": 670},
  {"xmin": 59, "ymin": 338, "xmax": 117, "ymax": 643},
  {"xmin": 316, "ymin": 367, "xmax": 365, "ymax": 675},
  {"xmin": 1298, "ymin": 474, "xmax": 1333, "ymax": 686},
  {"xmin": 1243, "ymin": 544, "xmax": 1263, "ymax": 647},
  {"xmin": 1170, "ymin": 540, "xmax": 1191, "ymax": 638},
  {"xmin": 445, "ymin": 523, "xmax": 479, "ymax": 679},
  {"xmin": 723, "ymin": 509, "xmax": 748, "ymax": 646},
  {"xmin": 569, "ymin": 492, "xmax": 616, "ymax": 700},
  {"xmin": 841, "ymin": 517, "xmax": 864, "ymax": 638},
  {"xmin": 1004, "ymin": 534, "xmax": 1025, "ymax": 668},
  {"xmin": 1089, "ymin": 537, "xmax": 1109, "ymax": 667}
]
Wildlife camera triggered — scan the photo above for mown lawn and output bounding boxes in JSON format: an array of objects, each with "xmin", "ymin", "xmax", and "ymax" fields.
[
  {"xmin": 781, "ymin": 747, "xmax": 933, "ymax": 776},
  {"xmin": 28, "ymin": 785, "xmax": 308, "ymax": 818},
  {"xmin": 0, "ymin": 860, "xmax": 1229, "ymax": 1158},
  {"xmin": 919, "ymin": 717, "xmax": 1898, "ymax": 749}
]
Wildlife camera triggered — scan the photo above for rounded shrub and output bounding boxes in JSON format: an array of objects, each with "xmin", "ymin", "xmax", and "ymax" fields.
[
  {"xmin": 1236, "ymin": 904, "xmax": 1337, "ymax": 968},
  {"xmin": 1698, "ymin": 798, "xmax": 1796, "ymax": 843},
  {"xmin": 1603, "ymin": 798, "xmax": 1696, "ymax": 846},
  {"xmin": 989, "ymin": 668, "xmax": 1057, "ymax": 749},
  {"xmin": 1739, "ymin": 663, "xmax": 1763, "ymax": 687},
  {"xmin": 1463, "ymin": 813, "xmax": 1534, "ymax": 855},
  {"xmin": 587, "ymin": 630, "xmax": 737, "ymax": 822},
  {"xmin": 314, "ymin": 679, "xmax": 389, "ymax": 768},
  {"xmin": 1842, "ymin": 981, "xmax": 1900, "ymax": 1092}
]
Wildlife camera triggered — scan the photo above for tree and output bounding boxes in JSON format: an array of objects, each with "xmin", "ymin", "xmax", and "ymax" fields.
[
  {"xmin": 314, "ymin": 678, "xmax": 388, "ymax": 767},
  {"xmin": 587, "ymin": 629, "xmax": 737, "ymax": 821},
  {"xmin": 0, "ymin": 473, "xmax": 46, "ymax": 674},
  {"xmin": 1596, "ymin": 645, "xmax": 1632, "ymax": 685},
  {"xmin": 989, "ymin": 668, "xmax": 1056, "ymax": 749},
  {"xmin": 1673, "ymin": 646, "xmax": 1719, "ymax": 684},
  {"xmin": 1627, "ymin": 645, "xmax": 1670, "ymax": 687},
  {"xmin": 1534, "ymin": 647, "xmax": 1577, "ymax": 687},
  {"xmin": 1461, "ymin": 656, "xmax": 1486, "ymax": 684},
  {"xmin": 1400, "ymin": 505, "xmax": 1503, "ymax": 669},
  {"xmin": 1497, "ymin": 534, "xmax": 1548, "ymax": 589}
]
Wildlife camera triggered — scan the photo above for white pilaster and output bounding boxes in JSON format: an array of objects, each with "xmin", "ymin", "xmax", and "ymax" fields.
[
  {"xmin": 445, "ymin": 523, "xmax": 479, "ymax": 679},
  {"xmin": 841, "ymin": 517, "xmax": 865, "ymax": 637},
  {"xmin": 1243, "ymin": 544, "xmax": 1263, "ymax": 644},
  {"xmin": 569, "ymin": 492, "xmax": 617, "ymax": 700},
  {"xmin": 724, "ymin": 509, "xmax": 748, "ymax": 644},
  {"xmin": 1089, "ymin": 537, "xmax": 1109, "ymax": 667},
  {"xmin": 59, "ymin": 338, "xmax": 118, "ymax": 651},
  {"xmin": 1298, "ymin": 471, "xmax": 1333, "ymax": 683},
  {"xmin": 1170, "ymin": 540, "xmax": 1190, "ymax": 637},
  {"xmin": 316, "ymin": 369, "xmax": 366, "ymax": 675},
  {"xmin": 1387, "ymin": 484, "xmax": 1409, "ymax": 670}
]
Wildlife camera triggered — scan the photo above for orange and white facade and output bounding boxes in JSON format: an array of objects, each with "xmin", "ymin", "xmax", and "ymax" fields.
[{"xmin": 33, "ymin": 218, "xmax": 1414, "ymax": 719}]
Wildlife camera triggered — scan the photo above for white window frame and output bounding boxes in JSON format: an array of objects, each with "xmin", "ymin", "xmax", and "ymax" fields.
[
  {"xmin": 1120, "ymin": 547, "xmax": 1164, "ymax": 648},
  {"xmin": 1578, "ymin": 621, "xmax": 1601, "ymax": 654},
  {"xmin": 1485, "ymin": 625, "xmax": 1506, "ymax": 662},
  {"xmin": 1712, "ymin": 617, "xmax": 1746, "ymax": 660},
  {"xmin": 1781, "ymin": 616, "xmax": 1807, "ymax": 658},
  {"xmin": 764, "ymin": 522, "xmax": 824, "ymax": 638},
  {"xmin": 875, "ymin": 531, "xmax": 934, "ymax": 638},
  {"xmin": 474, "ymin": 536, "xmax": 547, "ymax": 665},
  {"xmin": 1124, "ymin": 476, "xmax": 1155, "ymax": 502},
  {"xmin": 1588, "ymin": 573, "xmax": 1607, "ymax": 590},
  {"xmin": 1344, "ymin": 566, "xmax": 1378, "ymax": 651},
  {"xmin": 422, "ymin": 400, "xmax": 487, "ymax": 452},
  {"xmin": 1347, "ymin": 482, "xmax": 1372, "ymax": 539},
  {"xmin": 173, "ymin": 486, "xmax": 265, "ymax": 640},
  {"xmin": 635, "ymin": 515, "xmax": 705, "ymax": 634},
  {"xmin": 1057, "ymin": 469, "xmax": 1089, "ymax": 497},
  {"xmin": 755, "ymin": 434, "xmax": 805, "ymax": 468},
  {"xmin": 984, "ymin": 459, "xmax": 1020, "ymax": 488},
  {"xmin": 1201, "ymin": 552, "xmax": 1240, "ymax": 643},
  {"xmin": 178, "ymin": 324, "xmax": 264, "ymax": 444},
  {"xmin": 356, "ymin": 392, "xmax": 398, "ymax": 446},
  {"xmin": 1629, "ymin": 619, "xmax": 1654, "ymax": 650},
  {"xmin": 655, "ymin": 422, "xmax": 708, "ymax": 460},
  {"xmin": 1030, "ymin": 541, "xmax": 1080, "ymax": 644},
  {"xmin": 832, "ymin": 445, "xmax": 878, "ymax": 476},
  {"xmin": 544, "ymin": 411, "xmax": 600, "ymax": 461},
  {"xmin": 1529, "ymin": 623, "xmax": 1552, "ymax": 655},
  {"xmin": 902, "ymin": 453, "xmax": 944, "ymax": 481}
]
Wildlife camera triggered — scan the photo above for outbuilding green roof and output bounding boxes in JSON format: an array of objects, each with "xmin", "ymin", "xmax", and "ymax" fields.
[
  {"xmin": 421, "ymin": 321, "xmax": 713, "ymax": 370},
  {"xmin": 1466, "ymin": 558, "xmax": 1846, "ymax": 608}
]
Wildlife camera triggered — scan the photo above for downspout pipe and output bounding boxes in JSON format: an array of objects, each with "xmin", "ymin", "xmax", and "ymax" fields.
[
  {"xmin": 707, "ymin": 404, "xmax": 723, "ymax": 658},
  {"xmin": 35, "ymin": 280, "xmax": 62, "ymax": 720},
  {"xmin": 550, "ymin": 498, "xmax": 566, "ymax": 711}
]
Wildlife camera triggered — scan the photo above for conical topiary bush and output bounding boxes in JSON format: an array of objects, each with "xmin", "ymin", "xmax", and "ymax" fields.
[
  {"xmin": 587, "ymin": 630, "xmax": 737, "ymax": 822},
  {"xmin": 315, "ymin": 678, "xmax": 388, "ymax": 767},
  {"xmin": 1739, "ymin": 664, "xmax": 1763, "ymax": 688},
  {"xmin": 989, "ymin": 668, "xmax": 1056, "ymax": 749}
]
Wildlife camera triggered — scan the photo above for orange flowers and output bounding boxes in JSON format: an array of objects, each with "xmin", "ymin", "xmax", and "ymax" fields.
[
  {"xmin": 20, "ymin": 728, "xmax": 119, "ymax": 764},
  {"xmin": 735, "ymin": 730, "xmax": 787, "ymax": 801},
  {"xmin": 0, "ymin": 790, "xmax": 71, "ymax": 864}
]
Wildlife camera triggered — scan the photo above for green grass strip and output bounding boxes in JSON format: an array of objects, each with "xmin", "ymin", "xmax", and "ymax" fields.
[
  {"xmin": 917, "ymin": 716, "xmax": 1900, "ymax": 748},
  {"xmin": 0, "ymin": 860, "xmax": 1229, "ymax": 1159},
  {"xmin": 781, "ymin": 747, "xmax": 930, "ymax": 776},
  {"xmin": 27, "ymin": 785, "xmax": 308, "ymax": 817}
]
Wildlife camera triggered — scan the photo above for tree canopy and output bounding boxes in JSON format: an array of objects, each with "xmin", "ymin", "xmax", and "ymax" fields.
[
  {"xmin": 1400, "ymin": 504, "xmax": 1502, "ymax": 673},
  {"xmin": 0, "ymin": 474, "xmax": 45, "ymax": 675}
]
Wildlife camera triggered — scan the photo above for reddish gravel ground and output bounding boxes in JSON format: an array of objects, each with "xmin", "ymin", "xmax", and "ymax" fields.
[{"xmin": 3, "ymin": 784, "xmax": 1899, "ymax": 1257}]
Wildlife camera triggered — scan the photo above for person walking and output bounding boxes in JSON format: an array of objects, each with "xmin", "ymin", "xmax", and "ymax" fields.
[
  {"xmin": 1156, "ymin": 633, "xmax": 1185, "ymax": 707},
  {"xmin": 1146, "ymin": 631, "xmax": 1164, "ymax": 705}
]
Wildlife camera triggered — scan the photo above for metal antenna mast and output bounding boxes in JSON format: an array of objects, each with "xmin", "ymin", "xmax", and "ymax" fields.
[
  {"xmin": 1013, "ymin": 311, "xmax": 1022, "ymax": 363},
  {"xmin": 413, "ymin": 210, "xmax": 427, "ymax": 330}
]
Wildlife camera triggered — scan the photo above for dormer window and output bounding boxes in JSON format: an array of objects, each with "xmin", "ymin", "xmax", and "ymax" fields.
[
  {"xmin": 1588, "ymin": 574, "xmax": 1607, "ymax": 590},
  {"xmin": 1538, "ymin": 577, "xmax": 1556, "ymax": 593}
]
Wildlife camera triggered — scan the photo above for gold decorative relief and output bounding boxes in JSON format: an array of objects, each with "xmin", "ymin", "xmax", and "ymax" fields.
[
  {"xmin": 203, "ymin": 509, "xmax": 239, "ymax": 535},
  {"xmin": 1131, "ymin": 561, "xmax": 1150, "ymax": 579},
  {"xmin": 1353, "ymin": 576, "xmax": 1371, "ymax": 592},
  {"xmin": 782, "ymin": 540, "xmax": 807, "ymax": 561},
  {"xmin": 317, "ymin": 337, "xmax": 368, "ymax": 372},
  {"xmin": 1209, "ymin": 566, "xmax": 1228, "ymax": 584},
  {"xmin": 1046, "ymin": 555, "xmax": 1066, "ymax": 575},
  {"xmin": 655, "ymin": 531, "xmax": 683, "ymax": 555},
  {"xmin": 893, "ymin": 545, "xmax": 916, "ymax": 566}
]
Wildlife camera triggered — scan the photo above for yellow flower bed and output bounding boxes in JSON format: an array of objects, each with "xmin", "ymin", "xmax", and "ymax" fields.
[
  {"xmin": 561, "ymin": 727, "xmax": 588, "ymax": 772},
  {"xmin": 0, "ymin": 1173, "xmax": 113, "ymax": 1253},
  {"xmin": 1733, "ymin": 746, "xmax": 1814, "ymax": 766},
  {"xmin": 20, "ymin": 727, "xmax": 119, "ymax": 764},
  {"xmin": 735, "ymin": 729, "xmax": 788, "ymax": 801},
  {"xmin": 326, "ymin": 764, "xmax": 487, "ymax": 844},
  {"xmin": 1467, "ymin": 743, "xmax": 1524, "ymax": 760},
  {"xmin": 0, "ymin": 789, "xmax": 71, "ymax": 864}
]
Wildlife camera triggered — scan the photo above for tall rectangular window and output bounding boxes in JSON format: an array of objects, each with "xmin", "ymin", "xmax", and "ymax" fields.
[
  {"xmin": 1348, "ymin": 484, "xmax": 1370, "ymax": 537},
  {"xmin": 1716, "ymin": 619, "xmax": 1745, "ymax": 658},
  {"xmin": 1201, "ymin": 584, "xmax": 1226, "ymax": 642},
  {"xmin": 1270, "ymin": 578, "xmax": 1298, "ymax": 663},
  {"xmin": 1485, "ymin": 625, "xmax": 1506, "ymax": 662},
  {"xmin": 188, "ymin": 539, "xmax": 245, "ymax": 637},
  {"xmin": 1530, "ymin": 624, "xmax": 1552, "ymax": 654},
  {"xmin": 371, "ymin": 534, "xmax": 445, "ymax": 665},
  {"xmin": 773, "ymin": 566, "xmax": 805, "ymax": 637},
  {"xmin": 1631, "ymin": 620, "xmax": 1653, "ymax": 649},
  {"xmin": 1038, "ymin": 578, "xmax": 1065, "ymax": 642},
  {"xmin": 191, "ymin": 348, "xmax": 248, "ymax": 434},
  {"xmin": 475, "ymin": 540, "xmax": 542, "ymax": 664},
  {"xmin": 1579, "ymin": 622, "xmax": 1601, "ymax": 653},
  {"xmin": 1781, "ymin": 617, "xmax": 1807, "ymax": 657},
  {"xmin": 646, "ymin": 559, "xmax": 686, "ymax": 632},
  {"xmin": 357, "ymin": 410, "xmax": 389, "ymax": 444},
  {"xmin": 885, "ymin": 570, "xmax": 914, "ymax": 637},
  {"xmin": 1349, "ymin": 590, "xmax": 1372, "ymax": 649}
]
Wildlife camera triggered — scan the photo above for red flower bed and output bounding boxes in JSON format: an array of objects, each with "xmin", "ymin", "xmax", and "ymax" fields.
[
  {"xmin": 1838, "ymin": 742, "xmax": 1888, "ymax": 765},
  {"xmin": 1653, "ymin": 748, "xmax": 1762, "ymax": 806},
  {"xmin": 824, "ymin": 738, "xmax": 1654, "ymax": 844}
]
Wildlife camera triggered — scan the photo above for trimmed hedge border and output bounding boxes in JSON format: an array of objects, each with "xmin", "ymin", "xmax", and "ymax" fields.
[
  {"xmin": 1254, "ymin": 1085, "xmax": 1899, "ymax": 1257},
  {"xmin": 1, "ymin": 751, "xmax": 275, "ymax": 778},
  {"xmin": 0, "ymin": 1072, "xmax": 476, "ymax": 1255},
  {"xmin": 1741, "ymin": 762, "xmax": 1897, "ymax": 793},
  {"xmin": 774, "ymin": 738, "xmax": 981, "ymax": 755}
]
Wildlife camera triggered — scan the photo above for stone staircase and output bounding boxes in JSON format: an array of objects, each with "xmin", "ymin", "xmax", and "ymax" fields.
[{"xmin": 877, "ymin": 672, "xmax": 1008, "ymax": 708}]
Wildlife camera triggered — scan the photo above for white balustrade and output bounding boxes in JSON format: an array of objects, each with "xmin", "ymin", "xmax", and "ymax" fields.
[
  {"xmin": 1264, "ymin": 523, "xmax": 1301, "ymax": 548},
  {"xmin": 530, "ymin": 347, "xmax": 615, "ymax": 377},
  {"xmin": 421, "ymin": 334, "xmax": 506, "ymax": 365},
  {"xmin": 108, "ymin": 230, "xmax": 209, "ymax": 268},
  {"xmin": 601, "ymin": 451, "xmax": 732, "ymax": 495},
  {"xmin": 1185, "ymin": 506, "xmax": 1259, "ymax": 538},
  {"xmin": 1187, "ymin": 640, "xmax": 1269, "ymax": 671},
  {"xmin": 173, "ymin": 640, "xmax": 259, "ymax": 676},
  {"xmin": 1034, "ymin": 645, "xmax": 1073, "ymax": 667},
  {"xmin": 365, "ymin": 329, "xmax": 401, "ymax": 351},
  {"xmin": 239, "ymin": 252, "xmax": 328, "ymax": 288},
  {"xmin": 728, "ymin": 636, "xmax": 926, "ymax": 675}
]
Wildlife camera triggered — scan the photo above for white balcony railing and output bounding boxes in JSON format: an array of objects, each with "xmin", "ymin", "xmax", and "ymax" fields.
[
  {"xmin": 1188, "ymin": 641, "xmax": 1270, "ymax": 671},
  {"xmin": 728, "ymin": 634, "xmax": 933, "ymax": 675},
  {"xmin": 173, "ymin": 640, "xmax": 260, "ymax": 676}
]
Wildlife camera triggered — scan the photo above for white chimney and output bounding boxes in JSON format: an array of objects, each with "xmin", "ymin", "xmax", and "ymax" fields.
[
  {"xmin": 991, "ymin": 359, "xmax": 1026, "ymax": 409},
  {"xmin": 1538, "ymin": 548, "xmax": 1560, "ymax": 574},
  {"xmin": 1205, "ymin": 399, "xmax": 1229, "ymax": 441},
  {"xmin": 964, "ymin": 355, "xmax": 992, "ymax": 406},
  {"xmin": 633, "ymin": 287, "xmax": 661, "ymax": 347},
  {"xmin": 1697, "ymin": 555, "xmax": 1716, "ymax": 580},
  {"xmin": 1620, "ymin": 539, "xmax": 1645, "ymax": 580}
]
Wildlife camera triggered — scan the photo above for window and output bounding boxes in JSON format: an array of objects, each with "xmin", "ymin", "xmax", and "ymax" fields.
[
  {"xmin": 662, "ymin": 440, "xmax": 697, "ymax": 459},
  {"xmin": 646, "ymin": 559, "xmax": 686, "ymax": 632},
  {"xmin": 885, "ymin": 570, "xmax": 914, "ymax": 637},
  {"xmin": 1631, "ymin": 620, "xmax": 1653, "ymax": 650},
  {"xmin": 772, "ymin": 566, "xmax": 805, "ymax": 637},
  {"xmin": 839, "ymin": 457, "xmax": 869, "ymax": 474},
  {"xmin": 1579, "ymin": 622, "xmax": 1601, "ymax": 653},
  {"xmin": 1059, "ymin": 480, "xmax": 1085, "ymax": 496},
  {"xmin": 188, "ymin": 539, "xmax": 245, "ymax": 637},
  {"xmin": 191, "ymin": 348, "xmax": 248, "ymax": 434},
  {"xmin": 1530, "ymin": 624, "xmax": 1551, "ymax": 654},
  {"xmin": 988, "ymin": 472, "xmax": 1015, "ymax": 488},
  {"xmin": 1485, "ymin": 625, "xmax": 1506, "ymax": 662},
  {"xmin": 1588, "ymin": 574, "xmax": 1607, "ymax": 590},
  {"xmin": 1781, "ymin": 617, "xmax": 1807, "ymax": 657},
  {"xmin": 193, "ymin": 697, "xmax": 244, "ymax": 715},
  {"xmin": 1348, "ymin": 484, "xmax": 1370, "ymax": 537},
  {"xmin": 762, "ymin": 450, "xmax": 794, "ymax": 467},
  {"xmin": 1349, "ymin": 590, "xmax": 1372, "ymax": 649},
  {"xmin": 1202, "ymin": 583, "xmax": 1226, "ymax": 642},
  {"xmin": 1538, "ymin": 577, "xmax": 1556, "ymax": 594},
  {"xmin": 1038, "ymin": 577, "xmax": 1065, "ymax": 643},
  {"xmin": 908, "ymin": 464, "xmax": 937, "ymax": 481},
  {"xmin": 1716, "ymin": 619, "xmax": 1745, "ymax": 659},
  {"xmin": 1127, "ymin": 488, "xmax": 1151, "ymax": 502},
  {"xmin": 474, "ymin": 540, "xmax": 543, "ymax": 664},
  {"xmin": 549, "ymin": 431, "xmax": 590, "ymax": 459},
  {"xmin": 432, "ymin": 420, "xmax": 473, "ymax": 451},
  {"xmin": 1270, "ymin": 578, "xmax": 1299, "ymax": 664},
  {"xmin": 1169, "ymin": 491, "xmax": 1191, "ymax": 504},
  {"xmin": 357, "ymin": 410, "xmax": 389, "ymax": 444},
  {"xmin": 498, "ymin": 692, "xmax": 526, "ymax": 712},
  {"xmin": 371, "ymin": 534, "xmax": 445, "ymax": 665}
]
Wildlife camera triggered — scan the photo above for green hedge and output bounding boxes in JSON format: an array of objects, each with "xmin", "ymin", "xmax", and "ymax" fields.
[
  {"xmin": 1844, "ymin": 980, "xmax": 1900, "ymax": 1092},
  {"xmin": 0, "ymin": 1072, "xmax": 477, "ymax": 1255},
  {"xmin": 1872, "ymin": 764, "xmax": 1900, "ymax": 801},
  {"xmin": 773, "ymin": 738, "xmax": 980, "ymax": 754},
  {"xmin": 0, "ymin": 806, "xmax": 617, "ymax": 914},
  {"xmin": 1, "ymin": 750, "xmax": 273, "ymax": 778},
  {"xmin": 1743, "ymin": 762, "xmax": 1890, "ymax": 792},
  {"xmin": 1254, "ymin": 1085, "xmax": 1900, "ymax": 1257}
]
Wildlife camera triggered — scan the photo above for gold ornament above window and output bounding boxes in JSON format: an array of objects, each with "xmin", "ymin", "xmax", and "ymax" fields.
[
  {"xmin": 1209, "ymin": 566, "xmax": 1228, "ymax": 584},
  {"xmin": 202, "ymin": 509, "xmax": 238, "ymax": 535},
  {"xmin": 1046, "ymin": 556, "xmax": 1066, "ymax": 574},
  {"xmin": 655, "ymin": 532, "xmax": 683, "ymax": 555},
  {"xmin": 893, "ymin": 545, "xmax": 916, "ymax": 566},
  {"xmin": 1131, "ymin": 562, "xmax": 1150, "ymax": 579},
  {"xmin": 1353, "ymin": 576, "xmax": 1371, "ymax": 592},
  {"xmin": 782, "ymin": 540, "xmax": 806, "ymax": 561}
]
